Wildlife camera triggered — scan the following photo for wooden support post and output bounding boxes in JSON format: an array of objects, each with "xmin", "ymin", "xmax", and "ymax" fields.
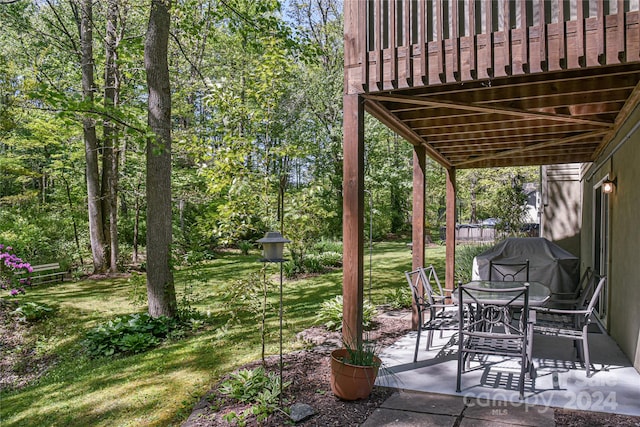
[
  {"xmin": 445, "ymin": 167, "xmax": 456, "ymax": 296},
  {"xmin": 342, "ymin": 94, "xmax": 364, "ymax": 349},
  {"xmin": 411, "ymin": 144, "xmax": 427, "ymax": 330}
]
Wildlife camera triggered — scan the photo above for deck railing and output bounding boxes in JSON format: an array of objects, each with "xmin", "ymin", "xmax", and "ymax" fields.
[{"xmin": 344, "ymin": 0, "xmax": 640, "ymax": 94}]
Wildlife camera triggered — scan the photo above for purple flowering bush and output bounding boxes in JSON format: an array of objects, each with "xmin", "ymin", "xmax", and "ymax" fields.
[{"xmin": 0, "ymin": 243, "xmax": 33, "ymax": 296}]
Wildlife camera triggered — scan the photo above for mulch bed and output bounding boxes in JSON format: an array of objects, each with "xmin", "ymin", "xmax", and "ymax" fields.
[{"xmin": 183, "ymin": 309, "xmax": 412, "ymax": 426}]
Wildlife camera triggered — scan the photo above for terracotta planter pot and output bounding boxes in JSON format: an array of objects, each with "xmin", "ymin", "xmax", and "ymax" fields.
[{"xmin": 330, "ymin": 348, "xmax": 381, "ymax": 400}]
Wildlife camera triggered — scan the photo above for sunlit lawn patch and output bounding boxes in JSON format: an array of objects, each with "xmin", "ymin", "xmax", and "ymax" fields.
[{"xmin": 0, "ymin": 241, "xmax": 446, "ymax": 426}]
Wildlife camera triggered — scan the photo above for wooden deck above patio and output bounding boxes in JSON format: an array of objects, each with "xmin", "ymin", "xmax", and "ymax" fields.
[
  {"xmin": 341, "ymin": 1, "xmax": 640, "ymax": 347},
  {"xmin": 344, "ymin": 0, "xmax": 640, "ymax": 169}
]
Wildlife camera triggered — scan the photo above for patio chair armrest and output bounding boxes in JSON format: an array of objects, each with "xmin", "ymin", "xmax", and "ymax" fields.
[
  {"xmin": 429, "ymin": 302, "xmax": 457, "ymax": 309},
  {"xmin": 550, "ymin": 291, "xmax": 578, "ymax": 297},
  {"xmin": 549, "ymin": 293, "xmax": 580, "ymax": 303}
]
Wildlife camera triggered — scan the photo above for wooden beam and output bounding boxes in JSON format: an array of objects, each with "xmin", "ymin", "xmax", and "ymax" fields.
[
  {"xmin": 458, "ymin": 154, "xmax": 595, "ymax": 169},
  {"xmin": 437, "ymin": 138, "xmax": 598, "ymax": 152},
  {"xmin": 445, "ymin": 167, "xmax": 456, "ymax": 295},
  {"xmin": 415, "ymin": 117, "xmax": 593, "ymax": 134},
  {"xmin": 364, "ymin": 98, "xmax": 452, "ymax": 168},
  {"xmin": 425, "ymin": 127, "xmax": 603, "ymax": 144},
  {"xmin": 343, "ymin": 0, "xmax": 365, "ymax": 93},
  {"xmin": 412, "ymin": 144, "xmax": 426, "ymax": 330},
  {"xmin": 364, "ymin": 93, "xmax": 613, "ymax": 127},
  {"xmin": 454, "ymin": 129, "xmax": 609, "ymax": 168},
  {"xmin": 594, "ymin": 79, "xmax": 640, "ymax": 158},
  {"xmin": 342, "ymin": 94, "xmax": 364, "ymax": 348}
]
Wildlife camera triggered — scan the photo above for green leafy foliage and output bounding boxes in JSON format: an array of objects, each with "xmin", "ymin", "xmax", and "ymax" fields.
[
  {"xmin": 237, "ymin": 240, "xmax": 253, "ymax": 255},
  {"xmin": 219, "ymin": 366, "xmax": 290, "ymax": 424},
  {"xmin": 312, "ymin": 239, "xmax": 343, "ymax": 254},
  {"xmin": 12, "ymin": 302, "xmax": 56, "ymax": 322},
  {"xmin": 343, "ymin": 341, "xmax": 382, "ymax": 367},
  {"xmin": 83, "ymin": 313, "xmax": 180, "ymax": 358},
  {"xmin": 455, "ymin": 243, "xmax": 493, "ymax": 283},
  {"xmin": 383, "ymin": 286, "xmax": 412, "ymax": 310},
  {"xmin": 317, "ymin": 295, "xmax": 377, "ymax": 332}
]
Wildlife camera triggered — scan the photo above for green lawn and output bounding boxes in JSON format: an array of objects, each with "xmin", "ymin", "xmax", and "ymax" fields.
[{"xmin": 1, "ymin": 241, "xmax": 446, "ymax": 426}]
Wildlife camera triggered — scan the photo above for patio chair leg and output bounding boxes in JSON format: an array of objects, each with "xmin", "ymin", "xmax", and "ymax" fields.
[
  {"xmin": 413, "ymin": 326, "xmax": 422, "ymax": 363},
  {"xmin": 519, "ymin": 353, "xmax": 526, "ymax": 399},
  {"xmin": 575, "ymin": 338, "xmax": 585, "ymax": 364},
  {"xmin": 583, "ymin": 329, "xmax": 591, "ymax": 377},
  {"xmin": 426, "ymin": 330, "xmax": 433, "ymax": 351},
  {"xmin": 456, "ymin": 339, "xmax": 463, "ymax": 393}
]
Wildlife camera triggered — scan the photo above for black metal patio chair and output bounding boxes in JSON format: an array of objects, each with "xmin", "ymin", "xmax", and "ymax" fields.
[
  {"xmin": 533, "ymin": 274, "xmax": 607, "ymax": 377},
  {"xmin": 456, "ymin": 282, "xmax": 534, "ymax": 399},
  {"xmin": 405, "ymin": 266, "xmax": 459, "ymax": 362},
  {"xmin": 489, "ymin": 259, "xmax": 530, "ymax": 281}
]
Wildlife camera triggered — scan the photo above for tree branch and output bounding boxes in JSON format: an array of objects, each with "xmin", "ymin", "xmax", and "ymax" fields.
[{"xmin": 20, "ymin": 103, "xmax": 147, "ymax": 135}]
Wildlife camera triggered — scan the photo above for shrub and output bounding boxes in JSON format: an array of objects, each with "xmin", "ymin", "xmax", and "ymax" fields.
[
  {"xmin": 455, "ymin": 243, "xmax": 493, "ymax": 283},
  {"xmin": 302, "ymin": 254, "xmax": 323, "ymax": 274},
  {"xmin": 13, "ymin": 302, "xmax": 56, "ymax": 322},
  {"xmin": 283, "ymin": 251, "xmax": 342, "ymax": 278},
  {"xmin": 312, "ymin": 239, "xmax": 342, "ymax": 254},
  {"xmin": 219, "ymin": 367, "xmax": 290, "ymax": 424},
  {"xmin": 316, "ymin": 251, "xmax": 342, "ymax": 268},
  {"xmin": 237, "ymin": 240, "xmax": 253, "ymax": 255},
  {"xmin": 83, "ymin": 313, "xmax": 180, "ymax": 358},
  {"xmin": 384, "ymin": 286, "xmax": 412, "ymax": 310},
  {"xmin": 282, "ymin": 261, "xmax": 300, "ymax": 279},
  {"xmin": 0, "ymin": 243, "xmax": 33, "ymax": 294},
  {"xmin": 317, "ymin": 295, "xmax": 377, "ymax": 331}
]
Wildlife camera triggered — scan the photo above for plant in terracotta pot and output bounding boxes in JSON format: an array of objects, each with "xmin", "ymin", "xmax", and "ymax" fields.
[{"xmin": 330, "ymin": 340, "xmax": 382, "ymax": 400}]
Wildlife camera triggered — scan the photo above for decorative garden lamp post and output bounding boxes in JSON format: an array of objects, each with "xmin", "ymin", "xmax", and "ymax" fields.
[{"xmin": 257, "ymin": 231, "xmax": 290, "ymax": 405}]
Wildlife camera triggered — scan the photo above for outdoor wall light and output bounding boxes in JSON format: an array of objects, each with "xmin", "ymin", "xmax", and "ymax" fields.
[{"xmin": 602, "ymin": 178, "xmax": 617, "ymax": 194}]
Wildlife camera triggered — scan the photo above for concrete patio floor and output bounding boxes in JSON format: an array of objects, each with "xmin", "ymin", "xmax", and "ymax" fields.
[{"xmin": 375, "ymin": 315, "xmax": 640, "ymax": 418}]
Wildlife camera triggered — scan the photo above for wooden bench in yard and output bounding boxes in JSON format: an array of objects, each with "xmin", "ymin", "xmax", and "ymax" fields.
[{"xmin": 17, "ymin": 263, "xmax": 66, "ymax": 285}]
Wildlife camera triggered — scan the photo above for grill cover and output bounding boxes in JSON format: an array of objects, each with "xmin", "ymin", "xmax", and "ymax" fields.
[{"xmin": 472, "ymin": 237, "xmax": 580, "ymax": 294}]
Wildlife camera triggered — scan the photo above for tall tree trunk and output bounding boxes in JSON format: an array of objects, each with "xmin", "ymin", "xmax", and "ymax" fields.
[
  {"xmin": 103, "ymin": 0, "xmax": 120, "ymax": 272},
  {"xmin": 81, "ymin": 0, "xmax": 107, "ymax": 273},
  {"xmin": 145, "ymin": 0, "xmax": 176, "ymax": 318}
]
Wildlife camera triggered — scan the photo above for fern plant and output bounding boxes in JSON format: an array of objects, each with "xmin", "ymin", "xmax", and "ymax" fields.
[{"xmin": 219, "ymin": 367, "xmax": 290, "ymax": 424}]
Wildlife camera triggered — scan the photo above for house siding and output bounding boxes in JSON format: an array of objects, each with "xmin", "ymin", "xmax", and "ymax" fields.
[
  {"xmin": 581, "ymin": 104, "xmax": 640, "ymax": 372},
  {"xmin": 541, "ymin": 164, "xmax": 582, "ymax": 257}
]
